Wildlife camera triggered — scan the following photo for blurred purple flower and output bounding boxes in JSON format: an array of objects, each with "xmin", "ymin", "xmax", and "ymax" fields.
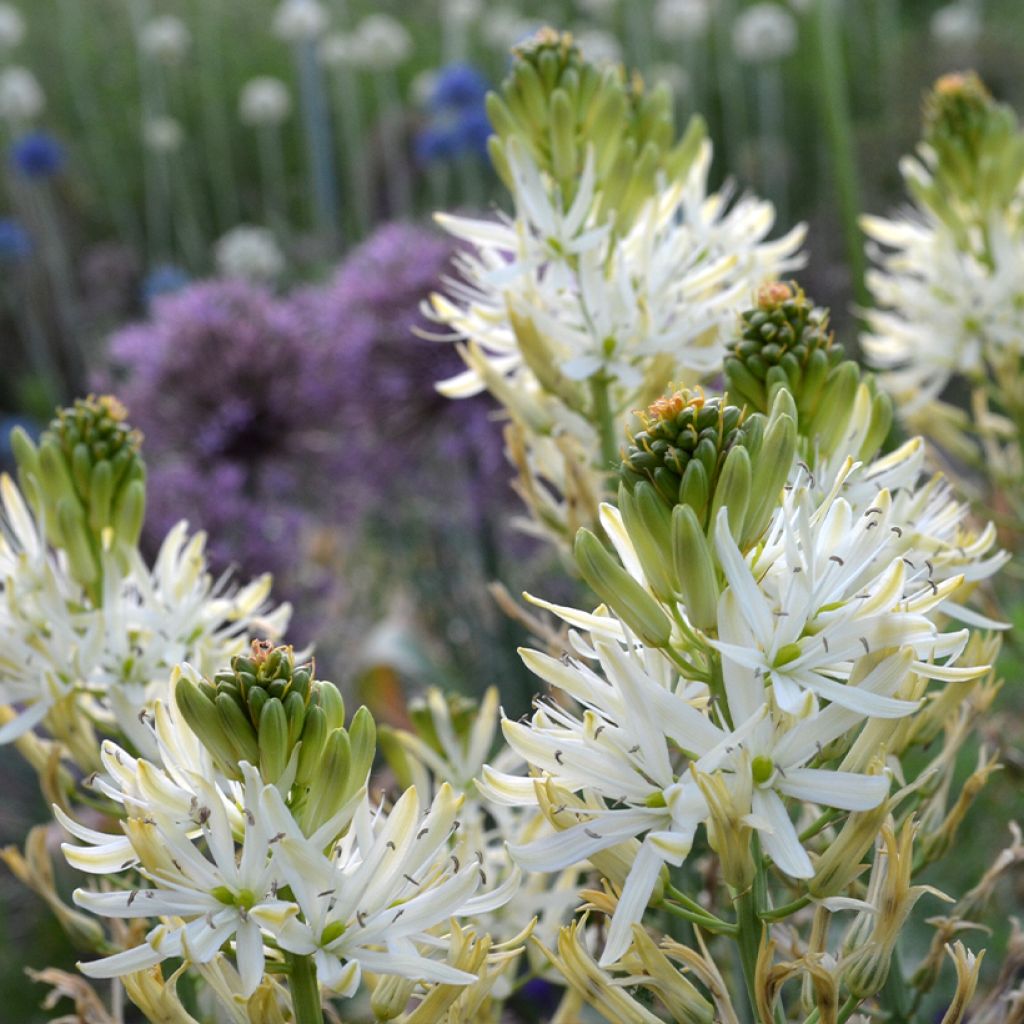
[
  {"xmin": 104, "ymin": 280, "xmax": 342, "ymax": 589},
  {"xmin": 10, "ymin": 131, "xmax": 65, "ymax": 179},
  {"xmin": 294, "ymin": 221, "xmax": 508, "ymax": 523}
]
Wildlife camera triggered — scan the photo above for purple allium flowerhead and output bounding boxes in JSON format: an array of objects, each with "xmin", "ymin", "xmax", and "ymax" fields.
[
  {"xmin": 104, "ymin": 279, "xmax": 345, "ymax": 591},
  {"xmin": 294, "ymin": 221, "xmax": 510, "ymax": 523}
]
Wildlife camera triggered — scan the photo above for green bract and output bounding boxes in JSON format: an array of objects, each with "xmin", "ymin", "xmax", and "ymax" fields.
[{"xmin": 11, "ymin": 394, "xmax": 146, "ymax": 596}]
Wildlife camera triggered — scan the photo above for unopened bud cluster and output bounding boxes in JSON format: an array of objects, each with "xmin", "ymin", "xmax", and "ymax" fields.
[
  {"xmin": 487, "ymin": 28, "xmax": 702, "ymax": 235},
  {"xmin": 176, "ymin": 640, "xmax": 374, "ymax": 834},
  {"xmin": 11, "ymin": 395, "xmax": 146, "ymax": 592},
  {"xmin": 728, "ymin": 283, "xmax": 892, "ymax": 463}
]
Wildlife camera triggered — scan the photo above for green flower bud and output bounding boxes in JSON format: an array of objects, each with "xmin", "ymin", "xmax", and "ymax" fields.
[
  {"xmin": 618, "ymin": 482, "xmax": 676, "ymax": 601},
  {"xmin": 725, "ymin": 282, "xmax": 842, "ymax": 421},
  {"xmin": 744, "ymin": 401, "xmax": 797, "ymax": 547},
  {"xmin": 176, "ymin": 642, "xmax": 377, "ymax": 840},
  {"xmin": 671, "ymin": 504, "xmax": 719, "ymax": 630},
  {"xmin": 620, "ymin": 388, "xmax": 756, "ymax": 531},
  {"xmin": 574, "ymin": 528, "xmax": 672, "ymax": 646},
  {"xmin": 11, "ymin": 395, "xmax": 146, "ymax": 597}
]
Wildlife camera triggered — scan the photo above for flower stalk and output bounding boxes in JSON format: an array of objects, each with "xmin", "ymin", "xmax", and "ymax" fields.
[{"xmin": 286, "ymin": 952, "xmax": 324, "ymax": 1024}]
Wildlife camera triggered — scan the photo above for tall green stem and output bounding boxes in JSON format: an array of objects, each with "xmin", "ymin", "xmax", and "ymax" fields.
[
  {"xmin": 812, "ymin": 0, "xmax": 869, "ymax": 321},
  {"xmin": 591, "ymin": 373, "xmax": 619, "ymax": 482},
  {"xmin": 286, "ymin": 952, "xmax": 324, "ymax": 1024},
  {"xmin": 734, "ymin": 840, "xmax": 766, "ymax": 1023}
]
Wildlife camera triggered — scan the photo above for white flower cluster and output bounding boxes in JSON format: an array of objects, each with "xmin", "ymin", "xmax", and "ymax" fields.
[
  {"xmin": 60, "ymin": 668, "xmax": 516, "ymax": 1004},
  {"xmin": 434, "ymin": 140, "xmax": 804, "ymax": 401},
  {"xmin": 863, "ymin": 209, "xmax": 1024, "ymax": 413},
  {"xmin": 239, "ymin": 76, "xmax": 292, "ymax": 127},
  {"xmin": 0, "ymin": 475, "xmax": 289, "ymax": 755}
]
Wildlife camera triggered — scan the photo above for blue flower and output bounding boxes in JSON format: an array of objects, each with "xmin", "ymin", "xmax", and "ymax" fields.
[
  {"xmin": 455, "ymin": 107, "xmax": 492, "ymax": 157},
  {"xmin": 414, "ymin": 122, "xmax": 460, "ymax": 165},
  {"xmin": 0, "ymin": 219, "xmax": 31, "ymax": 262},
  {"xmin": 430, "ymin": 63, "xmax": 490, "ymax": 111},
  {"xmin": 10, "ymin": 131, "xmax": 66, "ymax": 179},
  {"xmin": 141, "ymin": 264, "xmax": 190, "ymax": 305}
]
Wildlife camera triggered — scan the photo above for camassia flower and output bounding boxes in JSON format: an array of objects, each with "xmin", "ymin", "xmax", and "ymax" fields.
[
  {"xmin": 258, "ymin": 781, "xmax": 518, "ymax": 994},
  {"xmin": 712, "ymin": 463, "xmax": 982, "ymax": 717},
  {"xmin": 69, "ymin": 765, "xmax": 289, "ymax": 996},
  {"xmin": 62, "ymin": 730, "xmax": 517, "ymax": 998},
  {"xmin": 483, "ymin": 629, "xmax": 910, "ymax": 965}
]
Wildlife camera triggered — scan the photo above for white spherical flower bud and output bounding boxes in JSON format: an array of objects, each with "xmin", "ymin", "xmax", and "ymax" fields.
[
  {"xmin": 649, "ymin": 62, "xmax": 691, "ymax": 98},
  {"xmin": 410, "ymin": 69, "xmax": 439, "ymax": 110},
  {"xmin": 138, "ymin": 15, "xmax": 191, "ymax": 65},
  {"xmin": 0, "ymin": 66, "xmax": 44, "ymax": 121},
  {"xmin": 239, "ymin": 76, "xmax": 292, "ymax": 126},
  {"xmin": 929, "ymin": 4, "xmax": 982, "ymax": 46},
  {"xmin": 480, "ymin": 8, "xmax": 536, "ymax": 50},
  {"xmin": 272, "ymin": 0, "xmax": 329, "ymax": 42},
  {"xmin": 143, "ymin": 116, "xmax": 184, "ymax": 154},
  {"xmin": 214, "ymin": 225, "xmax": 285, "ymax": 282},
  {"xmin": 576, "ymin": 0, "xmax": 619, "ymax": 18},
  {"xmin": 573, "ymin": 26, "xmax": 622, "ymax": 66},
  {"xmin": 444, "ymin": 0, "xmax": 482, "ymax": 25},
  {"xmin": 732, "ymin": 2, "xmax": 798, "ymax": 63},
  {"xmin": 654, "ymin": 0, "xmax": 711, "ymax": 42},
  {"xmin": 0, "ymin": 4, "xmax": 26, "ymax": 50},
  {"xmin": 353, "ymin": 14, "xmax": 413, "ymax": 71},
  {"xmin": 318, "ymin": 31, "xmax": 359, "ymax": 69}
]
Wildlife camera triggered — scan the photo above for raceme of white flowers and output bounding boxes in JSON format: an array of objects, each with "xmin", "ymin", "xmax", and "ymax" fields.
[
  {"xmin": 483, "ymin": 371, "xmax": 1004, "ymax": 968},
  {"xmin": 429, "ymin": 31, "xmax": 805, "ymax": 550},
  {"xmin": 862, "ymin": 72, "xmax": 1024, "ymax": 533}
]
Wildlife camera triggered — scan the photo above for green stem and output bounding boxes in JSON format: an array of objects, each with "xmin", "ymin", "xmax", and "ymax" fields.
[
  {"xmin": 734, "ymin": 841, "xmax": 767, "ymax": 1024},
  {"xmin": 879, "ymin": 943, "xmax": 912, "ymax": 1022},
  {"xmin": 662, "ymin": 898, "xmax": 737, "ymax": 935},
  {"xmin": 286, "ymin": 952, "xmax": 324, "ymax": 1024},
  {"xmin": 799, "ymin": 809, "xmax": 839, "ymax": 843},
  {"xmin": 590, "ymin": 373, "xmax": 619, "ymax": 481},
  {"xmin": 811, "ymin": 0, "xmax": 869, "ymax": 321},
  {"xmin": 760, "ymin": 894, "xmax": 810, "ymax": 921},
  {"xmin": 837, "ymin": 995, "xmax": 860, "ymax": 1023},
  {"xmin": 663, "ymin": 885, "xmax": 738, "ymax": 935}
]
